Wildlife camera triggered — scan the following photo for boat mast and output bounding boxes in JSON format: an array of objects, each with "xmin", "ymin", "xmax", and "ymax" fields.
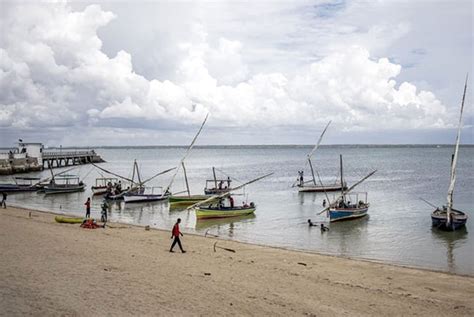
[
  {"xmin": 182, "ymin": 162, "xmax": 191, "ymax": 197},
  {"xmin": 446, "ymin": 74, "xmax": 468, "ymax": 224},
  {"xmin": 131, "ymin": 160, "xmax": 136, "ymax": 185},
  {"xmin": 135, "ymin": 161, "xmax": 142, "ymax": 185},
  {"xmin": 212, "ymin": 167, "xmax": 217, "ymax": 188},
  {"xmin": 308, "ymin": 158, "xmax": 317, "ymax": 185},
  {"xmin": 340, "ymin": 154, "xmax": 344, "ymax": 201}
]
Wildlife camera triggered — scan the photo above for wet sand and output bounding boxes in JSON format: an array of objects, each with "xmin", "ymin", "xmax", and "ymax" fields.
[{"xmin": 1, "ymin": 206, "xmax": 473, "ymax": 316}]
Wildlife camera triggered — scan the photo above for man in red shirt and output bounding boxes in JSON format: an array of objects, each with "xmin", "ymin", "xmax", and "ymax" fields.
[
  {"xmin": 84, "ymin": 197, "xmax": 91, "ymax": 218},
  {"xmin": 170, "ymin": 218, "xmax": 186, "ymax": 253}
]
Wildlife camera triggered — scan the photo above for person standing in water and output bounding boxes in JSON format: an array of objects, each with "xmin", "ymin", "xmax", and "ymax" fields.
[{"xmin": 170, "ymin": 218, "xmax": 186, "ymax": 253}]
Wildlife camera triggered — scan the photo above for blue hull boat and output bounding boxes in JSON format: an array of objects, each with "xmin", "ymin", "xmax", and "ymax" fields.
[
  {"xmin": 431, "ymin": 208, "xmax": 467, "ymax": 231},
  {"xmin": 329, "ymin": 205, "xmax": 369, "ymax": 222}
]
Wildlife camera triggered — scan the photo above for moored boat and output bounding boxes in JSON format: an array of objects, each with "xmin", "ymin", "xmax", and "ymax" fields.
[
  {"xmin": 0, "ymin": 177, "xmax": 43, "ymax": 192},
  {"xmin": 43, "ymin": 175, "xmax": 86, "ymax": 195},
  {"xmin": 123, "ymin": 187, "xmax": 170, "ymax": 203},
  {"xmin": 91, "ymin": 177, "xmax": 118, "ymax": 195},
  {"xmin": 294, "ymin": 121, "xmax": 346, "ymax": 193},
  {"xmin": 187, "ymin": 173, "xmax": 273, "ymax": 219},
  {"xmin": 196, "ymin": 204, "xmax": 256, "ymax": 219},
  {"xmin": 429, "ymin": 75, "xmax": 469, "ymax": 231},
  {"xmin": 319, "ymin": 155, "xmax": 376, "ymax": 222}
]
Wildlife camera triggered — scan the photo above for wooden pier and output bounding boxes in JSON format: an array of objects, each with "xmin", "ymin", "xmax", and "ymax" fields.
[{"xmin": 42, "ymin": 150, "xmax": 105, "ymax": 169}]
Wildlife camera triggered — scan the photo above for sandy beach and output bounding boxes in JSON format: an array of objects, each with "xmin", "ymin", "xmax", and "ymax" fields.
[{"xmin": 1, "ymin": 206, "xmax": 473, "ymax": 316}]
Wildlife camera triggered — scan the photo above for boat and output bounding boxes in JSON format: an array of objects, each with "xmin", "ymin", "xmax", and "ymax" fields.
[
  {"xmin": 196, "ymin": 204, "xmax": 256, "ymax": 219},
  {"xmin": 123, "ymin": 186, "xmax": 170, "ymax": 203},
  {"xmin": 187, "ymin": 173, "xmax": 273, "ymax": 219},
  {"xmin": 54, "ymin": 216, "xmax": 85, "ymax": 224},
  {"xmin": 169, "ymin": 162, "xmax": 211, "ymax": 207},
  {"xmin": 319, "ymin": 155, "xmax": 376, "ymax": 222},
  {"xmin": 91, "ymin": 177, "xmax": 118, "ymax": 195},
  {"xmin": 295, "ymin": 121, "xmax": 347, "ymax": 193},
  {"xmin": 0, "ymin": 177, "xmax": 43, "ymax": 192},
  {"xmin": 204, "ymin": 167, "xmax": 234, "ymax": 194},
  {"xmin": 43, "ymin": 175, "xmax": 86, "ymax": 194},
  {"xmin": 93, "ymin": 160, "xmax": 174, "ymax": 202},
  {"xmin": 430, "ymin": 75, "xmax": 469, "ymax": 231}
]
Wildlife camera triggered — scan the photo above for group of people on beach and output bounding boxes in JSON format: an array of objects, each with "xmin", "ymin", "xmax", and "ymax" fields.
[{"xmin": 82, "ymin": 197, "xmax": 185, "ymax": 253}]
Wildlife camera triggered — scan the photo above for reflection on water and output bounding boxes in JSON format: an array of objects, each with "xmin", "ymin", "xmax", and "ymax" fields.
[
  {"xmin": 195, "ymin": 214, "xmax": 257, "ymax": 237},
  {"xmin": 431, "ymin": 227, "xmax": 468, "ymax": 273}
]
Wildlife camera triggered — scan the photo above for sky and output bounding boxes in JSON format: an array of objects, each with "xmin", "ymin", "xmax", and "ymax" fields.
[{"xmin": 0, "ymin": 0, "xmax": 472, "ymax": 147}]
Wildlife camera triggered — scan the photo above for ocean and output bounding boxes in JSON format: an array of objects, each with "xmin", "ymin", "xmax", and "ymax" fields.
[{"xmin": 3, "ymin": 145, "xmax": 473, "ymax": 275}]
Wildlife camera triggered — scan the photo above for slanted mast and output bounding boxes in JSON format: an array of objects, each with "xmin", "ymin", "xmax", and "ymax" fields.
[{"xmin": 446, "ymin": 74, "xmax": 468, "ymax": 224}]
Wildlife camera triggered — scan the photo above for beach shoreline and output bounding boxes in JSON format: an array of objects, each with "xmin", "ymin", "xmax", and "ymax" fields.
[{"xmin": 1, "ymin": 205, "xmax": 473, "ymax": 316}]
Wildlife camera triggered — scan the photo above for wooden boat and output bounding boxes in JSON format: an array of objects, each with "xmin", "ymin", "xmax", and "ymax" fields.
[
  {"xmin": 91, "ymin": 177, "xmax": 118, "ymax": 195},
  {"xmin": 204, "ymin": 167, "xmax": 233, "ymax": 194},
  {"xmin": 0, "ymin": 177, "xmax": 43, "ymax": 192},
  {"xmin": 295, "ymin": 121, "xmax": 346, "ymax": 193},
  {"xmin": 430, "ymin": 75, "xmax": 469, "ymax": 231},
  {"xmin": 187, "ymin": 173, "xmax": 273, "ymax": 219},
  {"xmin": 94, "ymin": 160, "xmax": 174, "ymax": 202},
  {"xmin": 123, "ymin": 187, "xmax": 169, "ymax": 203},
  {"xmin": 319, "ymin": 155, "xmax": 376, "ymax": 222},
  {"xmin": 54, "ymin": 216, "xmax": 85, "ymax": 224},
  {"xmin": 196, "ymin": 205, "xmax": 256, "ymax": 219},
  {"xmin": 43, "ymin": 175, "xmax": 86, "ymax": 194}
]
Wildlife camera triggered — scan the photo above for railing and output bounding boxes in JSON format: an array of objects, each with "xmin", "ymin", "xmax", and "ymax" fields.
[{"xmin": 43, "ymin": 150, "xmax": 96, "ymax": 158}]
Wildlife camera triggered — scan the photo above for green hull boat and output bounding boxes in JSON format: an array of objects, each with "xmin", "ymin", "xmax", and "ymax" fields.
[
  {"xmin": 169, "ymin": 195, "xmax": 211, "ymax": 206},
  {"xmin": 195, "ymin": 206, "xmax": 256, "ymax": 219}
]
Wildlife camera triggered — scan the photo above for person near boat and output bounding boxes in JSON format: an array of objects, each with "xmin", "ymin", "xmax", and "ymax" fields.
[
  {"xmin": 169, "ymin": 218, "xmax": 186, "ymax": 253},
  {"xmin": 298, "ymin": 171, "xmax": 304, "ymax": 186},
  {"xmin": 84, "ymin": 197, "xmax": 91, "ymax": 218},
  {"xmin": 228, "ymin": 196, "xmax": 234, "ymax": 208},
  {"xmin": 1, "ymin": 192, "xmax": 6, "ymax": 208},
  {"xmin": 322, "ymin": 199, "xmax": 326, "ymax": 207},
  {"xmin": 307, "ymin": 219, "xmax": 316, "ymax": 227}
]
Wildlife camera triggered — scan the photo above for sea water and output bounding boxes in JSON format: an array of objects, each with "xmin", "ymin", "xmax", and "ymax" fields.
[{"xmin": 3, "ymin": 145, "xmax": 473, "ymax": 275}]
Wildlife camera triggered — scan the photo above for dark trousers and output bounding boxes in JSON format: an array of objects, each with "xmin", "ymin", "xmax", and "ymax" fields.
[
  {"xmin": 86, "ymin": 207, "xmax": 90, "ymax": 218},
  {"xmin": 170, "ymin": 236, "xmax": 184, "ymax": 252},
  {"xmin": 1, "ymin": 199, "xmax": 6, "ymax": 208}
]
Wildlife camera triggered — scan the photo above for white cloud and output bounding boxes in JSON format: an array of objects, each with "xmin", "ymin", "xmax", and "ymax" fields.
[{"xmin": 0, "ymin": 1, "xmax": 471, "ymax": 146}]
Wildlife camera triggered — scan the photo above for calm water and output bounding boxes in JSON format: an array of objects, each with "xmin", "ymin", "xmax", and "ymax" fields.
[{"xmin": 3, "ymin": 145, "xmax": 473, "ymax": 275}]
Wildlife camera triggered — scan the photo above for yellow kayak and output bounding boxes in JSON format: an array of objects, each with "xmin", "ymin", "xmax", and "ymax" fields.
[{"xmin": 54, "ymin": 216, "xmax": 85, "ymax": 224}]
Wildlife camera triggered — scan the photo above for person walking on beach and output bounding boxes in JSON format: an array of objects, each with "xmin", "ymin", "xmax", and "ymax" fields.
[
  {"xmin": 84, "ymin": 197, "xmax": 91, "ymax": 218},
  {"xmin": 1, "ymin": 192, "xmax": 7, "ymax": 208},
  {"xmin": 170, "ymin": 218, "xmax": 186, "ymax": 253}
]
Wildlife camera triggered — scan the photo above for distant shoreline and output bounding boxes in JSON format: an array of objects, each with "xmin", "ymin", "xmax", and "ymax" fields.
[{"xmin": 16, "ymin": 144, "xmax": 474, "ymax": 150}]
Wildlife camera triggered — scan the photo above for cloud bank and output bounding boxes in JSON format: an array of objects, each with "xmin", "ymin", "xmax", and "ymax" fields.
[{"xmin": 0, "ymin": 2, "xmax": 469, "ymax": 146}]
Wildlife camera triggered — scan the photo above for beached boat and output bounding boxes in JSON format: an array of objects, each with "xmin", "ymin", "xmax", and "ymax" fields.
[
  {"xmin": 43, "ymin": 175, "xmax": 86, "ymax": 194},
  {"xmin": 430, "ymin": 76, "xmax": 469, "ymax": 231},
  {"xmin": 319, "ymin": 155, "xmax": 376, "ymax": 222},
  {"xmin": 294, "ymin": 121, "xmax": 346, "ymax": 193},
  {"xmin": 0, "ymin": 177, "xmax": 43, "ymax": 192},
  {"xmin": 187, "ymin": 173, "xmax": 273, "ymax": 219},
  {"xmin": 91, "ymin": 177, "xmax": 118, "ymax": 196}
]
